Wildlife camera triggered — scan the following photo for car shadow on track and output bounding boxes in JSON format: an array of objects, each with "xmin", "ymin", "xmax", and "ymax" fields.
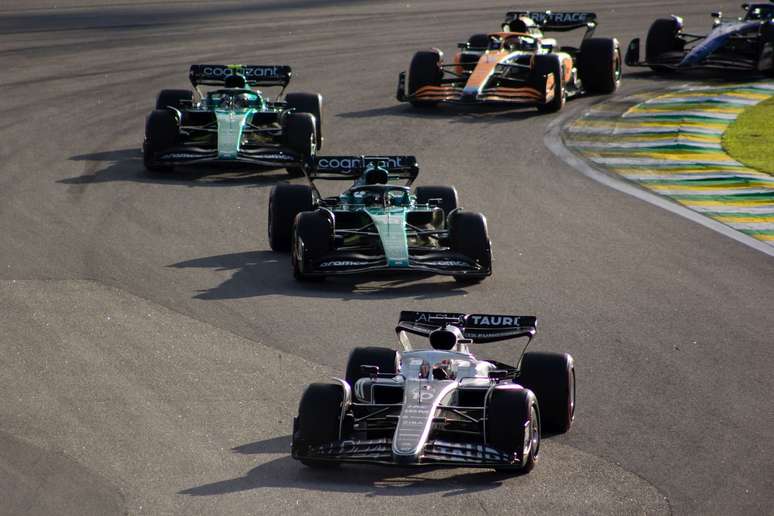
[
  {"xmin": 623, "ymin": 68, "xmax": 765, "ymax": 84},
  {"xmin": 337, "ymin": 103, "xmax": 546, "ymax": 124},
  {"xmin": 180, "ymin": 435, "xmax": 516, "ymax": 498},
  {"xmin": 60, "ymin": 149, "xmax": 290, "ymax": 189},
  {"xmin": 168, "ymin": 250, "xmax": 473, "ymax": 301}
]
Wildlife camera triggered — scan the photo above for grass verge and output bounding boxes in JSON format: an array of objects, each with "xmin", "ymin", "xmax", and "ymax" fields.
[{"xmin": 722, "ymin": 95, "xmax": 774, "ymax": 176}]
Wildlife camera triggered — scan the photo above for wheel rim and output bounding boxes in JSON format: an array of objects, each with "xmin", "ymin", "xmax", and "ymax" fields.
[
  {"xmin": 268, "ymin": 198, "xmax": 274, "ymax": 243},
  {"xmin": 613, "ymin": 49, "xmax": 622, "ymax": 83},
  {"xmin": 525, "ymin": 404, "xmax": 540, "ymax": 461},
  {"xmin": 569, "ymin": 368, "xmax": 576, "ymax": 421}
]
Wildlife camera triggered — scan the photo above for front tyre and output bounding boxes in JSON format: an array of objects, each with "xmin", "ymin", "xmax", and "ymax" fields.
[
  {"xmin": 448, "ymin": 211, "xmax": 491, "ymax": 283},
  {"xmin": 268, "ymin": 183, "xmax": 314, "ymax": 252},
  {"xmin": 645, "ymin": 18, "xmax": 684, "ymax": 72},
  {"xmin": 408, "ymin": 50, "xmax": 444, "ymax": 107},
  {"xmin": 533, "ymin": 55, "xmax": 565, "ymax": 113},
  {"xmin": 487, "ymin": 386, "xmax": 540, "ymax": 473},
  {"xmin": 294, "ymin": 383, "xmax": 344, "ymax": 468},
  {"xmin": 143, "ymin": 109, "xmax": 179, "ymax": 172},
  {"xmin": 292, "ymin": 211, "xmax": 332, "ymax": 281}
]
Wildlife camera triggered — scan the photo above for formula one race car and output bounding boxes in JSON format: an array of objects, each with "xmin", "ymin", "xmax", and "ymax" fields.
[
  {"xmin": 625, "ymin": 3, "xmax": 774, "ymax": 74},
  {"xmin": 143, "ymin": 64, "xmax": 323, "ymax": 175},
  {"xmin": 291, "ymin": 311, "xmax": 575, "ymax": 471},
  {"xmin": 396, "ymin": 11, "xmax": 621, "ymax": 112},
  {"xmin": 267, "ymin": 156, "xmax": 492, "ymax": 282}
]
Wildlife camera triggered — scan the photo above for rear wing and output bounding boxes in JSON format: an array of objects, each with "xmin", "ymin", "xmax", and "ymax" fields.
[
  {"xmin": 396, "ymin": 311, "xmax": 537, "ymax": 343},
  {"xmin": 309, "ymin": 155, "xmax": 419, "ymax": 184},
  {"xmin": 189, "ymin": 64, "xmax": 292, "ymax": 88},
  {"xmin": 503, "ymin": 11, "xmax": 597, "ymax": 35}
]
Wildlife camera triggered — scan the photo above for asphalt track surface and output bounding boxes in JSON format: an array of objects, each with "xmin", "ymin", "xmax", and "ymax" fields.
[{"xmin": 0, "ymin": 1, "xmax": 772, "ymax": 514}]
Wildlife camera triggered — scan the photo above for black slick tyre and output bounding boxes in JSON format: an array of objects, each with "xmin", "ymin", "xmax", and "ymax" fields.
[
  {"xmin": 143, "ymin": 109, "xmax": 179, "ymax": 172},
  {"xmin": 285, "ymin": 93, "xmax": 323, "ymax": 150},
  {"xmin": 295, "ymin": 383, "xmax": 344, "ymax": 468},
  {"xmin": 518, "ymin": 352, "xmax": 575, "ymax": 434},
  {"xmin": 533, "ymin": 55, "xmax": 565, "ymax": 113},
  {"xmin": 345, "ymin": 347, "xmax": 399, "ymax": 387},
  {"xmin": 155, "ymin": 89, "xmax": 193, "ymax": 110},
  {"xmin": 408, "ymin": 50, "xmax": 443, "ymax": 107},
  {"xmin": 448, "ymin": 211, "xmax": 491, "ymax": 283},
  {"xmin": 646, "ymin": 18, "xmax": 684, "ymax": 71},
  {"xmin": 268, "ymin": 183, "xmax": 314, "ymax": 252},
  {"xmin": 487, "ymin": 386, "xmax": 540, "ymax": 473},
  {"xmin": 292, "ymin": 211, "xmax": 331, "ymax": 281},
  {"xmin": 415, "ymin": 185, "xmax": 459, "ymax": 219},
  {"xmin": 283, "ymin": 112, "xmax": 317, "ymax": 176},
  {"xmin": 578, "ymin": 38, "xmax": 622, "ymax": 94}
]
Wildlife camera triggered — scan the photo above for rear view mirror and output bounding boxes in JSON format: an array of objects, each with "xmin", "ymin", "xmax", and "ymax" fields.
[{"xmin": 360, "ymin": 365, "xmax": 379, "ymax": 377}]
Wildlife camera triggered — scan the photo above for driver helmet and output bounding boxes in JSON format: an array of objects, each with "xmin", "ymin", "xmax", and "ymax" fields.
[{"xmin": 224, "ymin": 74, "xmax": 247, "ymax": 89}]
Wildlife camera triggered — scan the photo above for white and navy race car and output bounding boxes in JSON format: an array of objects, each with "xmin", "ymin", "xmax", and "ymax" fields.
[
  {"xmin": 625, "ymin": 3, "xmax": 774, "ymax": 74},
  {"xmin": 291, "ymin": 311, "xmax": 575, "ymax": 472}
]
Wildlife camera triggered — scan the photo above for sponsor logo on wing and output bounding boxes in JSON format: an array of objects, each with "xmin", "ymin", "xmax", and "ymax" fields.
[
  {"xmin": 529, "ymin": 11, "xmax": 591, "ymax": 24},
  {"xmin": 467, "ymin": 315, "xmax": 521, "ymax": 327},
  {"xmin": 422, "ymin": 260, "xmax": 469, "ymax": 267},
  {"xmin": 159, "ymin": 153, "xmax": 206, "ymax": 160},
  {"xmin": 201, "ymin": 66, "xmax": 280, "ymax": 78},
  {"xmin": 413, "ymin": 312, "xmax": 463, "ymax": 323},
  {"xmin": 319, "ymin": 260, "xmax": 369, "ymax": 267},
  {"xmin": 248, "ymin": 153, "xmax": 290, "ymax": 160},
  {"xmin": 316, "ymin": 157, "xmax": 407, "ymax": 170}
]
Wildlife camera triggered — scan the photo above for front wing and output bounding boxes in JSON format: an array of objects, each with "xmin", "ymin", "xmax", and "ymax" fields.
[
  {"xmin": 397, "ymin": 71, "xmax": 550, "ymax": 106},
  {"xmin": 297, "ymin": 247, "xmax": 491, "ymax": 278},
  {"xmin": 625, "ymin": 39, "xmax": 761, "ymax": 71},
  {"xmin": 293, "ymin": 437, "xmax": 520, "ymax": 468},
  {"xmin": 144, "ymin": 144, "xmax": 305, "ymax": 168}
]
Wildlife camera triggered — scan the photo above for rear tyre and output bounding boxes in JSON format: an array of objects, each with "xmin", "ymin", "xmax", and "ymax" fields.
[
  {"xmin": 448, "ymin": 211, "xmax": 491, "ymax": 283},
  {"xmin": 487, "ymin": 386, "xmax": 540, "ymax": 473},
  {"xmin": 345, "ymin": 347, "xmax": 399, "ymax": 387},
  {"xmin": 533, "ymin": 55, "xmax": 565, "ymax": 113},
  {"xmin": 415, "ymin": 185, "xmax": 459, "ymax": 219},
  {"xmin": 283, "ymin": 112, "xmax": 317, "ymax": 177},
  {"xmin": 295, "ymin": 383, "xmax": 344, "ymax": 468},
  {"xmin": 518, "ymin": 352, "xmax": 575, "ymax": 434},
  {"xmin": 155, "ymin": 89, "xmax": 193, "ymax": 110},
  {"xmin": 292, "ymin": 211, "xmax": 332, "ymax": 281},
  {"xmin": 467, "ymin": 33, "xmax": 490, "ymax": 49},
  {"xmin": 408, "ymin": 50, "xmax": 444, "ymax": 107},
  {"xmin": 578, "ymin": 38, "xmax": 622, "ymax": 94},
  {"xmin": 285, "ymin": 92, "xmax": 323, "ymax": 150},
  {"xmin": 645, "ymin": 18, "xmax": 684, "ymax": 72},
  {"xmin": 268, "ymin": 183, "xmax": 314, "ymax": 252},
  {"xmin": 143, "ymin": 109, "xmax": 179, "ymax": 172}
]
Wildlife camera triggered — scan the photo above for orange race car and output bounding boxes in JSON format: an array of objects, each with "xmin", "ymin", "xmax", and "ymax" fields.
[{"xmin": 397, "ymin": 11, "xmax": 621, "ymax": 112}]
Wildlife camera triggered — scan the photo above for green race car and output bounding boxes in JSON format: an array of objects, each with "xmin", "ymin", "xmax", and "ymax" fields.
[
  {"xmin": 143, "ymin": 64, "xmax": 322, "ymax": 176},
  {"xmin": 268, "ymin": 156, "xmax": 493, "ymax": 283}
]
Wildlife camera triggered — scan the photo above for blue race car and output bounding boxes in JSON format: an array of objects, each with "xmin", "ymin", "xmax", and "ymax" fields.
[
  {"xmin": 143, "ymin": 64, "xmax": 322, "ymax": 175},
  {"xmin": 267, "ymin": 156, "xmax": 492, "ymax": 282},
  {"xmin": 625, "ymin": 3, "xmax": 774, "ymax": 73}
]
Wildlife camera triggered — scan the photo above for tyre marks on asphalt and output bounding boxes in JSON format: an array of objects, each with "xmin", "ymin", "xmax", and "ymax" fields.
[{"xmin": 565, "ymin": 82, "xmax": 774, "ymax": 247}]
